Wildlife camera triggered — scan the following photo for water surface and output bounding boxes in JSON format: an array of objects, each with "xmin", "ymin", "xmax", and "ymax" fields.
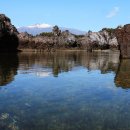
[{"xmin": 0, "ymin": 51, "xmax": 130, "ymax": 130}]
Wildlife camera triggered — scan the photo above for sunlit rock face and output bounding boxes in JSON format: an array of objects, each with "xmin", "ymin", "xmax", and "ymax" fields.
[
  {"xmin": 59, "ymin": 30, "xmax": 77, "ymax": 47},
  {"xmin": 87, "ymin": 30, "xmax": 118, "ymax": 48},
  {"xmin": 78, "ymin": 29, "xmax": 118, "ymax": 51},
  {"xmin": 0, "ymin": 14, "xmax": 19, "ymax": 52},
  {"xmin": 115, "ymin": 24, "xmax": 130, "ymax": 59},
  {"xmin": 115, "ymin": 59, "xmax": 130, "ymax": 88}
]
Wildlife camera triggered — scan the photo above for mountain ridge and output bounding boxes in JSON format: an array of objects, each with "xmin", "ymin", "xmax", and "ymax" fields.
[{"xmin": 17, "ymin": 24, "xmax": 86, "ymax": 35}]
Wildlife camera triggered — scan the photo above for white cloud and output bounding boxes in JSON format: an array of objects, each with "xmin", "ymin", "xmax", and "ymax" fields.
[{"xmin": 106, "ymin": 7, "xmax": 119, "ymax": 18}]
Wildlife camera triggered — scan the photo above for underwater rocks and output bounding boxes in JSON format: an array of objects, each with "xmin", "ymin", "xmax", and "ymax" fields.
[
  {"xmin": 0, "ymin": 14, "xmax": 19, "ymax": 52},
  {"xmin": 0, "ymin": 113, "xmax": 19, "ymax": 130}
]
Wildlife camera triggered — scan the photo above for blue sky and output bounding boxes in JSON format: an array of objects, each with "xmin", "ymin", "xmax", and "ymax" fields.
[{"xmin": 0, "ymin": 0, "xmax": 130, "ymax": 31}]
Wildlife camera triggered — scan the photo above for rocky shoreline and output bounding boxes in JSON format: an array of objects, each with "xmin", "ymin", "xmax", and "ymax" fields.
[
  {"xmin": 0, "ymin": 14, "xmax": 130, "ymax": 58},
  {"xmin": 18, "ymin": 26, "xmax": 119, "ymax": 52}
]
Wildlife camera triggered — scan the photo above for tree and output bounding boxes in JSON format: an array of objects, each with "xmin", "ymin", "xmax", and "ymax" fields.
[
  {"xmin": 53, "ymin": 25, "xmax": 61, "ymax": 36},
  {"xmin": 117, "ymin": 25, "xmax": 123, "ymax": 29}
]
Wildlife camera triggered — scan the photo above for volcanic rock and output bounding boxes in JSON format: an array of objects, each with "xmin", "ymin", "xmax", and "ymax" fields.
[{"xmin": 0, "ymin": 14, "xmax": 19, "ymax": 52}]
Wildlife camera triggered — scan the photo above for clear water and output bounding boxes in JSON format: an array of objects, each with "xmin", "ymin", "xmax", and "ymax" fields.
[{"xmin": 0, "ymin": 51, "xmax": 130, "ymax": 130}]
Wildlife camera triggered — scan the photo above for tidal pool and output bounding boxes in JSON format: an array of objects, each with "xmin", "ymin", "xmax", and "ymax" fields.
[{"xmin": 0, "ymin": 50, "xmax": 130, "ymax": 130}]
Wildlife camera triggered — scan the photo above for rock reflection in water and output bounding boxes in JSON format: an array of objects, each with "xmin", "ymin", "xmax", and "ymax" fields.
[
  {"xmin": 115, "ymin": 59, "xmax": 130, "ymax": 88},
  {"xmin": 0, "ymin": 54, "xmax": 18, "ymax": 86},
  {"xmin": 1, "ymin": 51, "xmax": 130, "ymax": 130},
  {"xmin": 18, "ymin": 51, "xmax": 120, "ymax": 77}
]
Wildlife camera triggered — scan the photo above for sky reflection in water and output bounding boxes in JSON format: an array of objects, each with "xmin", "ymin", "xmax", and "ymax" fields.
[{"xmin": 0, "ymin": 51, "xmax": 130, "ymax": 130}]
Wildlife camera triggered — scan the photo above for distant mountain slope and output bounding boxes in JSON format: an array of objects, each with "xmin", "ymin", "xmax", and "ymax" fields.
[{"xmin": 17, "ymin": 24, "xmax": 86, "ymax": 35}]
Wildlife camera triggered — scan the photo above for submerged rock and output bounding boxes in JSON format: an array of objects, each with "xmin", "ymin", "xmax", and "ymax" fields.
[
  {"xmin": 0, "ymin": 113, "xmax": 9, "ymax": 120},
  {"xmin": 0, "ymin": 113, "xmax": 19, "ymax": 130}
]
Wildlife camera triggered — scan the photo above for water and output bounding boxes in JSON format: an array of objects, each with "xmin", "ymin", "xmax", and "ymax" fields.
[{"xmin": 0, "ymin": 50, "xmax": 130, "ymax": 130}]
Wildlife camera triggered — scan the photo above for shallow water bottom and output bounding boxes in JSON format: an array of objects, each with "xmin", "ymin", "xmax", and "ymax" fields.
[{"xmin": 0, "ymin": 51, "xmax": 130, "ymax": 130}]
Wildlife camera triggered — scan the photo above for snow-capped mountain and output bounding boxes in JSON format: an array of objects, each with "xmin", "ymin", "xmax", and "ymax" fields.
[
  {"xmin": 17, "ymin": 23, "xmax": 86, "ymax": 35},
  {"xmin": 27, "ymin": 23, "xmax": 52, "ymax": 28}
]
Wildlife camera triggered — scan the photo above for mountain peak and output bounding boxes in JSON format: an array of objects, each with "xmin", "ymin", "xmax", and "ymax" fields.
[
  {"xmin": 17, "ymin": 24, "xmax": 86, "ymax": 35},
  {"xmin": 27, "ymin": 23, "xmax": 53, "ymax": 28}
]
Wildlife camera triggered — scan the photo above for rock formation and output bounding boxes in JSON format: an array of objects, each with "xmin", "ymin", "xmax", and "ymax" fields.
[
  {"xmin": 2, "ymin": 13, "xmax": 130, "ymax": 58},
  {"xmin": 0, "ymin": 14, "xmax": 19, "ymax": 52},
  {"xmin": 78, "ymin": 29, "xmax": 118, "ymax": 51},
  {"xmin": 18, "ymin": 27, "xmax": 78, "ymax": 51},
  {"xmin": 115, "ymin": 24, "xmax": 130, "ymax": 58},
  {"xmin": 18, "ymin": 26, "xmax": 119, "ymax": 51}
]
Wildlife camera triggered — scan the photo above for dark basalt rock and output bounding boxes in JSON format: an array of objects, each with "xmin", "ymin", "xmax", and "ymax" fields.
[
  {"xmin": 115, "ymin": 24, "xmax": 130, "ymax": 58},
  {"xmin": 0, "ymin": 14, "xmax": 19, "ymax": 52}
]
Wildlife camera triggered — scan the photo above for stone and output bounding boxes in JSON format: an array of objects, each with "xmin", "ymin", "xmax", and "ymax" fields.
[
  {"xmin": 115, "ymin": 24, "xmax": 130, "ymax": 58},
  {"xmin": 77, "ymin": 29, "xmax": 118, "ymax": 51},
  {"xmin": 0, "ymin": 14, "xmax": 19, "ymax": 52}
]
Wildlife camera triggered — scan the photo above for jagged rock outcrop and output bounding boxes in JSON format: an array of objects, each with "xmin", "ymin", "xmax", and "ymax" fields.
[
  {"xmin": 88, "ymin": 30, "xmax": 118, "ymax": 47},
  {"xmin": 59, "ymin": 30, "xmax": 77, "ymax": 47},
  {"xmin": 115, "ymin": 24, "xmax": 130, "ymax": 58},
  {"xmin": 18, "ymin": 32, "xmax": 34, "ymax": 49},
  {"xmin": 78, "ymin": 29, "xmax": 118, "ymax": 51},
  {"xmin": 0, "ymin": 14, "xmax": 19, "ymax": 52},
  {"xmin": 2, "ymin": 13, "xmax": 130, "ymax": 58},
  {"xmin": 18, "ymin": 32, "xmax": 56, "ymax": 51},
  {"xmin": 18, "ymin": 27, "xmax": 119, "ymax": 51},
  {"xmin": 18, "ymin": 28, "xmax": 78, "ymax": 50}
]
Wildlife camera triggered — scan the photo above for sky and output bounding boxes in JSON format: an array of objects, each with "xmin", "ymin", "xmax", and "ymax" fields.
[{"xmin": 0, "ymin": 0, "xmax": 130, "ymax": 31}]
